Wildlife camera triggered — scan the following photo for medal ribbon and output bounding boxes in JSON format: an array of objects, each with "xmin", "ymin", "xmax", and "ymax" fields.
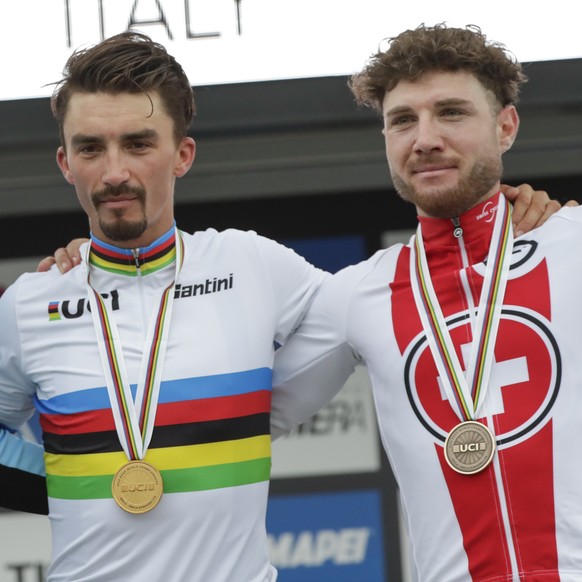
[
  {"xmin": 409, "ymin": 197, "xmax": 513, "ymax": 421},
  {"xmin": 86, "ymin": 228, "xmax": 184, "ymax": 460}
]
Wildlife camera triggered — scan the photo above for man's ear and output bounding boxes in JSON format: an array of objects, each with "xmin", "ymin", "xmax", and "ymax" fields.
[
  {"xmin": 56, "ymin": 147, "xmax": 75, "ymax": 185},
  {"xmin": 498, "ymin": 105, "xmax": 520, "ymax": 154},
  {"xmin": 175, "ymin": 137, "xmax": 196, "ymax": 178}
]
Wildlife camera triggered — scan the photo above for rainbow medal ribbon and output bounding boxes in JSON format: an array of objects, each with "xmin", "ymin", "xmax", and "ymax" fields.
[
  {"xmin": 86, "ymin": 228, "xmax": 184, "ymax": 512},
  {"xmin": 409, "ymin": 198, "xmax": 513, "ymax": 474}
]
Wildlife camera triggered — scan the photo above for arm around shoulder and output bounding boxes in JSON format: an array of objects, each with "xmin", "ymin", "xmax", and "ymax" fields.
[{"xmin": 271, "ymin": 269, "xmax": 361, "ymax": 439}]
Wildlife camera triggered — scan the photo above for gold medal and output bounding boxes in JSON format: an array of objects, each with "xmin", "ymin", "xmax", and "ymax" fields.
[
  {"xmin": 444, "ymin": 421, "xmax": 496, "ymax": 475},
  {"xmin": 111, "ymin": 461, "xmax": 164, "ymax": 514}
]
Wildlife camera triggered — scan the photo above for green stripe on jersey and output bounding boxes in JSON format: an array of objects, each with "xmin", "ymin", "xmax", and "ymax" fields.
[{"xmin": 47, "ymin": 457, "xmax": 271, "ymax": 500}]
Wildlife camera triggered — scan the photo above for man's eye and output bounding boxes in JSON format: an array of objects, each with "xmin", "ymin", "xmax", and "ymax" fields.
[
  {"xmin": 130, "ymin": 142, "xmax": 150, "ymax": 150},
  {"xmin": 390, "ymin": 116, "xmax": 414, "ymax": 127},
  {"xmin": 442, "ymin": 109, "xmax": 465, "ymax": 118},
  {"xmin": 79, "ymin": 146, "xmax": 99, "ymax": 155}
]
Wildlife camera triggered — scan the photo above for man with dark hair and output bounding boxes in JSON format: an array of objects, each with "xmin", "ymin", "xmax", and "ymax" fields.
[
  {"xmin": 271, "ymin": 23, "xmax": 582, "ymax": 581},
  {"xmin": 0, "ymin": 31, "xmax": 325, "ymax": 581}
]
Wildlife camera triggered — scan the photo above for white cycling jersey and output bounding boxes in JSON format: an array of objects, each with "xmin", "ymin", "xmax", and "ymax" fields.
[
  {"xmin": 0, "ymin": 226, "xmax": 326, "ymax": 582},
  {"xmin": 273, "ymin": 194, "xmax": 582, "ymax": 582}
]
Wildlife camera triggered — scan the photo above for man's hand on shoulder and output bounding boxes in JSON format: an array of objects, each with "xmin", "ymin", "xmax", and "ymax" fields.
[
  {"xmin": 36, "ymin": 238, "xmax": 88, "ymax": 273},
  {"xmin": 501, "ymin": 183, "xmax": 579, "ymax": 237}
]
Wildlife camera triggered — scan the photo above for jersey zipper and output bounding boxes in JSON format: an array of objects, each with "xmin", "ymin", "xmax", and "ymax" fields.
[
  {"xmin": 451, "ymin": 216, "xmax": 521, "ymax": 581},
  {"xmin": 451, "ymin": 217, "xmax": 477, "ymax": 329}
]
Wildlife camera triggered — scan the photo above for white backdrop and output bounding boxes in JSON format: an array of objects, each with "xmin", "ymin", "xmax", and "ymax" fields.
[{"xmin": 2, "ymin": 0, "xmax": 581, "ymax": 101}]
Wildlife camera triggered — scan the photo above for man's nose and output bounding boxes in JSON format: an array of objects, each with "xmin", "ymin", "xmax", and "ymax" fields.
[
  {"xmin": 102, "ymin": 152, "xmax": 130, "ymax": 186},
  {"xmin": 413, "ymin": 117, "xmax": 444, "ymax": 154}
]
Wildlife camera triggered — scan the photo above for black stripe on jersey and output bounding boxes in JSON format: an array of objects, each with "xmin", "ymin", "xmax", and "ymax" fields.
[
  {"xmin": 43, "ymin": 429, "xmax": 123, "ymax": 455},
  {"xmin": 150, "ymin": 412, "xmax": 270, "ymax": 449},
  {"xmin": 43, "ymin": 413, "xmax": 270, "ymax": 455}
]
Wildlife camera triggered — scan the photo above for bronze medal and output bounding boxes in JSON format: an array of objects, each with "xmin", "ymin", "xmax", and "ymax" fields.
[
  {"xmin": 111, "ymin": 461, "xmax": 164, "ymax": 514},
  {"xmin": 444, "ymin": 421, "xmax": 496, "ymax": 475}
]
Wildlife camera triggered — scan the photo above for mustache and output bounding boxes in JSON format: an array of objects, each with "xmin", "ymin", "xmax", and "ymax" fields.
[
  {"xmin": 91, "ymin": 184, "xmax": 146, "ymax": 205},
  {"xmin": 409, "ymin": 155, "xmax": 456, "ymax": 170}
]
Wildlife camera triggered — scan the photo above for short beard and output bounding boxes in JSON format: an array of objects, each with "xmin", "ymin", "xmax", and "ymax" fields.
[
  {"xmin": 92, "ymin": 185, "xmax": 148, "ymax": 243},
  {"xmin": 393, "ymin": 156, "xmax": 503, "ymax": 218},
  {"xmin": 100, "ymin": 215, "xmax": 148, "ymax": 242}
]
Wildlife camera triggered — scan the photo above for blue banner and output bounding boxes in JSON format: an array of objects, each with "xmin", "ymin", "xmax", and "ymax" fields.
[{"xmin": 267, "ymin": 490, "xmax": 387, "ymax": 581}]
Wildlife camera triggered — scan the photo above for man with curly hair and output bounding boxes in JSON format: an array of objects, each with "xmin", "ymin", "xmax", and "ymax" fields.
[{"xmin": 272, "ymin": 24, "xmax": 582, "ymax": 581}]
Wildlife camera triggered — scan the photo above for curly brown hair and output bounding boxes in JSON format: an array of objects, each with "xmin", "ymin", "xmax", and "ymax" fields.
[
  {"xmin": 349, "ymin": 23, "xmax": 527, "ymax": 113},
  {"xmin": 51, "ymin": 31, "xmax": 195, "ymax": 145}
]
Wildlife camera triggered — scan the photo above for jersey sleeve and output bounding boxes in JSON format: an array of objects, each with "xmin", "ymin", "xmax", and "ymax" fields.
[
  {"xmin": 271, "ymin": 266, "xmax": 361, "ymax": 439},
  {"xmin": 0, "ymin": 280, "xmax": 48, "ymax": 514},
  {"xmin": 254, "ymin": 234, "xmax": 329, "ymax": 346}
]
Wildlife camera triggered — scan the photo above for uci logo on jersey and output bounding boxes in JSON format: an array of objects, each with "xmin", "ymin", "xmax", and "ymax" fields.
[{"xmin": 48, "ymin": 290, "xmax": 120, "ymax": 321}]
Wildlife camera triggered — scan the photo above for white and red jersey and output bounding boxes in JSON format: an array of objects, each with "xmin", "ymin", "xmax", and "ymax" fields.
[{"xmin": 273, "ymin": 194, "xmax": 582, "ymax": 581}]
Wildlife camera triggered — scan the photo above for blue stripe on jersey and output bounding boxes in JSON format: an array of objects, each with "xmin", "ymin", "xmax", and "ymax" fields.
[
  {"xmin": 35, "ymin": 367, "xmax": 273, "ymax": 415},
  {"xmin": 158, "ymin": 368, "xmax": 272, "ymax": 403}
]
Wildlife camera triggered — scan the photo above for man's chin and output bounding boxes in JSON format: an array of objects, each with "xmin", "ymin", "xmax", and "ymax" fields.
[
  {"xmin": 99, "ymin": 219, "xmax": 148, "ymax": 243},
  {"xmin": 398, "ymin": 187, "xmax": 475, "ymax": 218}
]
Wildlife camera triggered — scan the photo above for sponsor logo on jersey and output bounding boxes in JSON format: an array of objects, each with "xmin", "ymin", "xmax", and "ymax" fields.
[
  {"xmin": 173, "ymin": 273, "xmax": 233, "ymax": 299},
  {"xmin": 47, "ymin": 290, "xmax": 120, "ymax": 321},
  {"xmin": 47, "ymin": 273, "xmax": 234, "ymax": 321},
  {"xmin": 476, "ymin": 200, "xmax": 497, "ymax": 223}
]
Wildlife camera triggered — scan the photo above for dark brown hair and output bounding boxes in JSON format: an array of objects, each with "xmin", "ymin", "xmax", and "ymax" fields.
[
  {"xmin": 350, "ymin": 23, "xmax": 527, "ymax": 113},
  {"xmin": 51, "ymin": 31, "xmax": 195, "ymax": 144}
]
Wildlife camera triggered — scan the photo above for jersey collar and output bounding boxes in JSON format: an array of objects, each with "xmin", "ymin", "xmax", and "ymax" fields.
[
  {"xmin": 88, "ymin": 225, "xmax": 177, "ymax": 276},
  {"xmin": 417, "ymin": 192, "xmax": 502, "ymax": 253}
]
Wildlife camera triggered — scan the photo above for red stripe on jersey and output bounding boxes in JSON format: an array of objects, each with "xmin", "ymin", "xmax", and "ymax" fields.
[
  {"xmin": 41, "ymin": 408, "xmax": 116, "ymax": 435},
  {"xmin": 437, "ymin": 447, "xmax": 512, "ymax": 579},
  {"xmin": 499, "ymin": 421, "xmax": 558, "ymax": 575},
  {"xmin": 40, "ymin": 390, "xmax": 271, "ymax": 435},
  {"xmin": 154, "ymin": 390, "xmax": 271, "ymax": 426}
]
